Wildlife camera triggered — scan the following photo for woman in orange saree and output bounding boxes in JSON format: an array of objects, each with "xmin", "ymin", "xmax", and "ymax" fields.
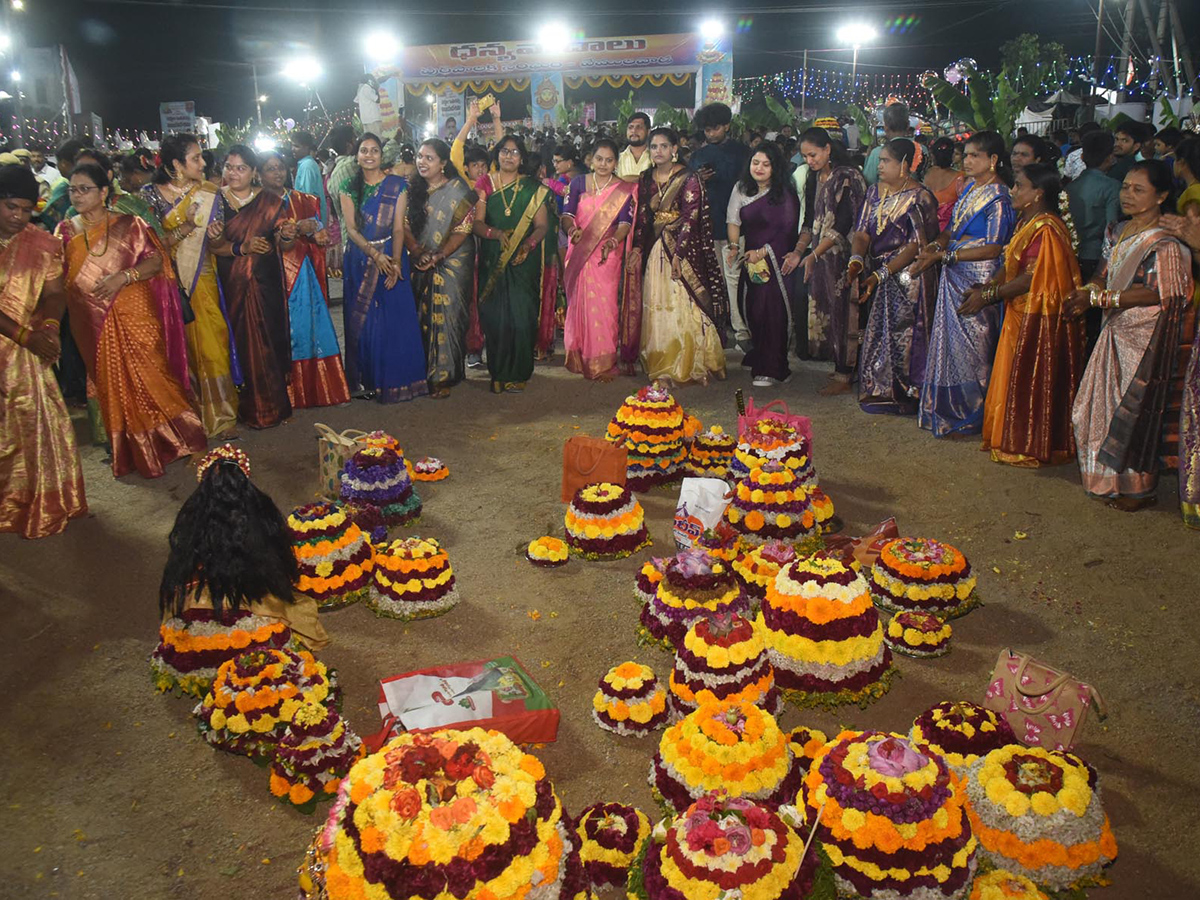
[
  {"xmin": 973, "ymin": 165, "xmax": 1084, "ymax": 466},
  {"xmin": 57, "ymin": 163, "xmax": 206, "ymax": 479},
  {"xmin": 0, "ymin": 165, "xmax": 87, "ymax": 538}
]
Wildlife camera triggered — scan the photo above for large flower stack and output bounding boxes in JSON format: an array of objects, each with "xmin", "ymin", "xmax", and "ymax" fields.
[
  {"xmin": 299, "ymin": 728, "xmax": 582, "ymax": 900},
  {"xmin": 151, "ymin": 607, "xmax": 293, "ymax": 699},
  {"xmin": 369, "ymin": 536, "xmax": 460, "ymax": 620},
  {"xmin": 760, "ymin": 556, "xmax": 895, "ymax": 709},
  {"xmin": 628, "ymin": 793, "xmax": 823, "ymax": 900},
  {"xmin": 668, "ymin": 613, "xmax": 780, "ymax": 717},
  {"xmin": 593, "ymin": 662, "xmax": 670, "ymax": 737},
  {"xmin": 963, "ymin": 745, "xmax": 1117, "ymax": 891},
  {"xmin": 730, "ymin": 415, "xmax": 816, "ymax": 484},
  {"xmin": 269, "ymin": 699, "xmax": 363, "ymax": 811},
  {"xmin": 910, "ymin": 702, "xmax": 1017, "ymax": 775},
  {"xmin": 869, "ymin": 538, "xmax": 979, "ymax": 619},
  {"xmin": 194, "ymin": 647, "xmax": 337, "ymax": 760},
  {"xmin": 288, "ymin": 502, "xmax": 375, "ymax": 610},
  {"xmin": 805, "ymin": 731, "xmax": 978, "ymax": 899},
  {"xmin": 639, "ymin": 550, "xmax": 748, "ymax": 652},
  {"xmin": 574, "ymin": 803, "xmax": 651, "ymax": 895},
  {"xmin": 340, "ymin": 446, "xmax": 422, "ymax": 528},
  {"xmin": 732, "ymin": 540, "xmax": 796, "ymax": 607},
  {"xmin": 565, "ymin": 482, "xmax": 652, "ymax": 560},
  {"xmin": 650, "ymin": 699, "xmax": 802, "ymax": 814},
  {"xmin": 605, "ymin": 383, "xmax": 688, "ymax": 491},
  {"xmin": 724, "ymin": 461, "xmax": 817, "ymax": 545}
]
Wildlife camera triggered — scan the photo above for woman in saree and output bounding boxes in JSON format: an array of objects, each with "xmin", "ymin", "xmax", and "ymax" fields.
[
  {"xmin": 472, "ymin": 135, "xmax": 552, "ymax": 394},
  {"xmin": 913, "ymin": 130, "xmax": 1016, "ymax": 437},
  {"xmin": 924, "ymin": 137, "xmax": 964, "ymax": 232},
  {"xmin": 56, "ymin": 164, "xmax": 205, "ymax": 479},
  {"xmin": 794, "ymin": 127, "xmax": 866, "ymax": 394},
  {"xmin": 0, "ymin": 165, "xmax": 87, "ymax": 539},
  {"xmin": 114, "ymin": 151, "xmax": 165, "ymax": 238},
  {"xmin": 847, "ymin": 139, "xmax": 940, "ymax": 414},
  {"xmin": 258, "ymin": 152, "xmax": 350, "ymax": 410},
  {"xmin": 727, "ymin": 141, "xmax": 799, "ymax": 387},
  {"xmin": 968, "ymin": 164, "xmax": 1084, "ymax": 466},
  {"xmin": 407, "ymin": 139, "xmax": 476, "ymax": 398},
  {"xmin": 211, "ymin": 145, "xmax": 292, "ymax": 429},
  {"xmin": 1067, "ymin": 160, "xmax": 1194, "ymax": 512},
  {"xmin": 142, "ymin": 134, "xmax": 238, "ymax": 439},
  {"xmin": 623, "ymin": 127, "xmax": 729, "ymax": 386},
  {"xmin": 561, "ymin": 138, "xmax": 635, "ymax": 381},
  {"xmin": 340, "ymin": 133, "xmax": 428, "ymax": 403}
]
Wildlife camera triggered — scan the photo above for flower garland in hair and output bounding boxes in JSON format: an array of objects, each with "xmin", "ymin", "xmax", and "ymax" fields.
[{"xmin": 196, "ymin": 443, "xmax": 251, "ymax": 482}]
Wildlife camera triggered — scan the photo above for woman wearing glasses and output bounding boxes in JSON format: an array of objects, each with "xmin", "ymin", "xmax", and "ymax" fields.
[{"xmin": 56, "ymin": 162, "xmax": 206, "ymax": 478}]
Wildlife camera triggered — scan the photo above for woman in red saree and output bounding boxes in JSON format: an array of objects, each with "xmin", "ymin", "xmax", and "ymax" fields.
[
  {"xmin": 259, "ymin": 152, "xmax": 349, "ymax": 409},
  {"xmin": 57, "ymin": 163, "xmax": 205, "ymax": 478},
  {"xmin": 212, "ymin": 145, "xmax": 293, "ymax": 429},
  {"xmin": 0, "ymin": 165, "xmax": 87, "ymax": 538},
  {"xmin": 561, "ymin": 138, "xmax": 635, "ymax": 380}
]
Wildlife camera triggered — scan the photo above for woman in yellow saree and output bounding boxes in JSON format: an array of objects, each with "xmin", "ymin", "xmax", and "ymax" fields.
[{"xmin": 142, "ymin": 134, "xmax": 238, "ymax": 438}]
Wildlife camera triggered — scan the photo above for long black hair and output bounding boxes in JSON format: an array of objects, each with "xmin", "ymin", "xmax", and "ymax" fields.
[
  {"xmin": 348, "ymin": 132, "xmax": 384, "ymax": 230},
  {"xmin": 738, "ymin": 140, "xmax": 793, "ymax": 204},
  {"xmin": 154, "ymin": 133, "xmax": 199, "ymax": 185},
  {"xmin": 491, "ymin": 134, "xmax": 532, "ymax": 175},
  {"xmin": 1019, "ymin": 162, "xmax": 1063, "ymax": 214},
  {"xmin": 966, "ymin": 130, "xmax": 1014, "ymax": 187},
  {"xmin": 407, "ymin": 138, "xmax": 461, "ymax": 240},
  {"xmin": 70, "ymin": 162, "xmax": 111, "ymax": 197},
  {"xmin": 930, "ymin": 137, "xmax": 955, "ymax": 169},
  {"xmin": 884, "ymin": 138, "xmax": 918, "ymax": 171},
  {"xmin": 798, "ymin": 126, "xmax": 850, "ymax": 167},
  {"xmin": 1128, "ymin": 159, "xmax": 1177, "ymax": 213},
  {"xmin": 1175, "ymin": 135, "xmax": 1200, "ymax": 183},
  {"xmin": 158, "ymin": 462, "xmax": 297, "ymax": 618}
]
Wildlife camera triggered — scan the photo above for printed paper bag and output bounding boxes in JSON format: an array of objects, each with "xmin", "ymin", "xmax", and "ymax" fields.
[
  {"xmin": 315, "ymin": 423, "xmax": 369, "ymax": 499},
  {"xmin": 674, "ymin": 477, "xmax": 732, "ymax": 548},
  {"xmin": 983, "ymin": 649, "xmax": 1106, "ymax": 751},
  {"xmin": 562, "ymin": 435, "xmax": 627, "ymax": 502}
]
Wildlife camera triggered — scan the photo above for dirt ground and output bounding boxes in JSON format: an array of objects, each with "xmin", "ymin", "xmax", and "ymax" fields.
[{"xmin": 3, "ymin": 347, "xmax": 1198, "ymax": 900}]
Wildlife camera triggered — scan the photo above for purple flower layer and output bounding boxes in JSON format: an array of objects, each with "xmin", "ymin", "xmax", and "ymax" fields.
[
  {"xmin": 595, "ymin": 706, "xmax": 667, "ymax": 734},
  {"xmin": 773, "ymin": 651, "xmax": 893, "ymax": 694},
  {"xmin": 830, "ymin": 834, "xmax": 975, "ymax": 898},
  {"xmin": 761, "ymin": 601, "xmax": 880, "ymax": 642},
  {"xmin": 154, "ymin": 627, "xmax": 291, "ymax": 674},
  {"xmin": 875, "ymin": 557, "xmax": 974, "ymax": 587},
  {"xmin": 627, "ymin": 468, "xmax": 681, "ymax": 492},
  {"xmin": 567, "ymin": 527, "xmax": 650, "ymax": 557},
  {"xmin": 571, "ymin": 491, "xmax": 633, "ymax": 516},
  {"xmin": 912, "ymin": 704, "xmax": 1016, "ymax": 757},
  {"xmin": 671, "ymin": 659, "xmax": 772, "ymax": 701}
]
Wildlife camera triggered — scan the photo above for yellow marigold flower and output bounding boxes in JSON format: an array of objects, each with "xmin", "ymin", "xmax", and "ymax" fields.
[
  {"xmin": 1030, "ymin": 791, "xmax": 1059, "ymax": 817},
  {"xmin": 1003, "ymin": 791, "xmax": 1031, "ymax": 818},
  {"xmin": 226, "ymin": 713, "xmax": 250, "ymax": 734}
]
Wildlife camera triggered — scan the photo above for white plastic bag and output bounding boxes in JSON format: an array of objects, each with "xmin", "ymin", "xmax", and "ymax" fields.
[{"xmin": 673, "ymin": 477, "xmax": 732, "ymax": 548}]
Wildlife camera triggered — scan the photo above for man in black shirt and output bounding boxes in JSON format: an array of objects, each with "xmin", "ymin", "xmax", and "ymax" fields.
[{"xmin": 690, "ymin": 102, "xmax": 750, "ymax": 350}]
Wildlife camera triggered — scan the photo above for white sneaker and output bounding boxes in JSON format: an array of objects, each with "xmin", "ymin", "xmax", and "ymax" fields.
[{"xmin": 752, "ymin": 376, "xmax": 773, "ymax": 387}]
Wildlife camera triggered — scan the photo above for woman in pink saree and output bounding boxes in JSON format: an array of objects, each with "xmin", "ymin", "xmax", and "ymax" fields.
[{"xmin": 561, "ymin": 139, "xmax": 635, "ymax": 380}]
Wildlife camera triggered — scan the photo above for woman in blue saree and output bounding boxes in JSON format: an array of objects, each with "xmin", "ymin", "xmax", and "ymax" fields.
[
  {"xmin": 913, "ymin": 131, "xmax": 1016, "ymax": 436},
  {"xmin": 338, "ymin": 133, "xmax": 428, "ymax": 403}
]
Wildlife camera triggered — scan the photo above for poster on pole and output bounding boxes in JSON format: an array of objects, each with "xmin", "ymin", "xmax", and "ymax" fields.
[
  {"xmin": 435, "ymin": 86, "xmax": 465, "ymax": 142},
  {"xmin": 696, "ymin": 37, "xmax": 734, "ymax": 108},
  {"xmin": 530, "ymin": 72, "xmax": 564, "ymax": 131},
  {"xmin": 159, "ymin": 101, "xmax": 197, "ymax": 135}
]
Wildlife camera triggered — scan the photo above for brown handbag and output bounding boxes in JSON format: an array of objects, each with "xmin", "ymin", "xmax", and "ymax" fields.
[
  {"xmin": 561, "ymin": 436, "xmax": 628, "ymax": 502},
  {"xmin": 982, "ymin": 648, "xmax": 1107, "ymax": 751}
]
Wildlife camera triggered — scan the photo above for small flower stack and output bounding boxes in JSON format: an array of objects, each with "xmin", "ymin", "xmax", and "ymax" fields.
[
  {"xmin": 810, "ymin": 486, "xmax": 837, "ymax": 532},
  {"xmin": 369, "ymin": 536, "xmax": 459, "ymax": 620},
  {"xmin": 910, "ymin": 702, "xmax": 1017, "ymax": 775},
  {"xmin": 564, "ymin": 482, "xmax": 652, "ymax": 560},
  {"xmin": 968, "ymin": 870, "xmax": 1049, "ymax": 900},
  {"xmin": 605, "ymin": 383, "xmax": 688, "ymax": 491},
  {"xmin": 732, "ymin": 539, "xmax": 796, "ymax": 606},
  {"xmin": 288, "ymin": 502, "xmax": 375, "ymax": 610},
  {"xmin": 593, "ymin": 662, "xmax": 670, "ymax": 737},
  {"xmin": 634, "ymin": 557, "xmax": 667, "ymax": 604},
  {"xmin": 964, "ymin": 745, "xmax": 1117, "ymax": 892},
  {"xmin": 668, "ymin": 613, "xmax": 780, "ymax": 717},
  {"xmin": 268, "ymin": 699, "xmax": 363, "ymax": 810},
  {"xmin": 724, "ymin": 460, "xmax": 816, "ymax": 545},
  {"xmin": 694, "ymin": 521, "xmax": 742, "ymax": 563},
  {"xmin": 805, "ymin": 731, "xmax": 979, "ymax": 899},
  {"xmin": 684, "ymin": 425, "xmax": 736, "ymax": 478},
  {"xmin": 885, "ymin": 610, "xmax": 953, "ymax": 658},
  {"xmin": 870, "ymin": 537, "xmax": 979, "ymax": 618},
  {"xmin": 339, "ymin": 446, "xmax": 422, "ymax": 527},
  {"xmin": 574, "ymin": 804, "xmax": 651, "ymax": 895},
  {"xmin": 194, "ymin": 648, "xmax": 337, "ymax": 760},
  {"xmin": 151, "ymin": 607, "xmax": 293, "ymax": 699},
  {"xmin": 730, "ymin": 415, "xmax": 815, "ymax": 484},
  {"xmin": 527, "ymin": 536, "xmax": 569, "ymax": 568},
  {"xmin": 639, "ymin": 550, "xmax": 748, "ymax": 652},
  {"xmin": 411, "ymin": 456, "xmax": 448, "ymax": 481}
]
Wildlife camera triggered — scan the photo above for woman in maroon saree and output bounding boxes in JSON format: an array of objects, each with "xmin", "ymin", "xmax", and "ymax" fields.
[{"xmin": 212, "ymin": 145, "xmax": 292, "ymax": 428}]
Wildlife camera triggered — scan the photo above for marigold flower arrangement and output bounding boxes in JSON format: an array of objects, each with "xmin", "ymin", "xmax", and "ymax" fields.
[
  {"xmin": 724, "ymin": 461, "xmax": 816, "ymax": 545},
  {"xmin": 733, "ymin": 540, "xmax": 797, "ymax": 606},
  {"xmin": 369, "ymin": 536, "xmax": 460, "ymax": 620},
  {"xmin": 151, "ymin": 607, "xmax": 294, "ymax": 699},
  {"xmin": 565, "ymin": 482, "xmax": 651, "ymax": 560},
  {"xmin": 967, "ymin": 870, "xmax": 1048, "ymax": 900},
  {"xmin": 635, "ymin": 557, "xmax": 667, "ymax": 604},
  {"xmin": 694, "ymin": 521, "xmax": 743, "ymax": 563},
  {"xmin": 963, "ymin": 745, "xmax": 1117, "ymax": 891},
  {"xmin": 669, "ymin": 614, "xmax": 780, "ymax": 717},
  {"xmin": 411, "ymin": 456, "xmax": 449, "ymax": 482},
  {"xmin": 340, "ymin": 447, "xmax": 422, "ymax": 528},
  {"xmin": 650, "ymin": 700, "xmax": 803, "ymax": 814},
  {"xmin": 343, "ymin": 501, "xmax": 388, "ymax": 544},
  {"xmin": 626, "ymin": 792, "xmax": 825, "ymax": 900},
  {"xmin": 885, "ymin": 610, "xmax": 953, "ymax": 658},
  {"xmin": 269, "ymin": 699, "xmax": 364, "ymax": 812},
  {"xmin": 639, "ymin": 550, "xmax": 748, "ymax": 652},
  {"xmin": 760, "ymin": 556, "xmax": 896, "ymax": 710},
  {"xmin": 575, "ymin": 803, "xmax": 651, "ymax": 894},
  {"xmin": 805, "ymin": 730, "xmax": 978, "ymax": 899},
  {"xmin": 527, "ymin": 536, "xmax": 569, "ymax": 568},
  {"xmin": 870, "ymin": 538, "xmax": 978, "ymax": 619},
  {"xmin": 195, "ymin": 647, "xmax": 337, "ymax": 760},
  {"xmin": 786, "ymin": 726, "xmax": 830, "ymax": 810},
  {"xmin": 297, "ymin": 728, "xmax": 583, "ymax": 900},
  {"xmin": 685, "ymin": 425, "xmax": 736, "ymax": 479},
  {"xmin": 605, "ymin": 383, "xmax": 688, "ymax": 492},
  {"xmin": 809, "ymin": 487, "xmax": 837, "ymax": 533},
  {"xmin": 730, "ymin": 415, "xmax": 816, "ymax": 485},
  {"xmin": 909, "ymin": 702, "xmax": 1016, "ymax": 774},
  {"xmin": 593, "ymin": 662, "xmax": 670, "ymax": 737},
  {"xmin": 288, "ymin": 502, "xmax": 375, "ymax": 610}
]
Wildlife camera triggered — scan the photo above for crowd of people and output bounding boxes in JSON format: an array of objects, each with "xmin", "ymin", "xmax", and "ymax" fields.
[{"xmin": 1, "ymin": 97, "xmax": 1198, "ymax": 542}]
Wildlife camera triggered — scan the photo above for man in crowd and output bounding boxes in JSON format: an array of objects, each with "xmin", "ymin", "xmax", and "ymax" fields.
[
  {"xmin": 1108, "ymin": 121, "xmax": 1149, "ymax": 183},
  {"xmin": 41, "ymin": 138, "xmax": 86, "ymax": 230},
  {"xmin": 29, "ymin": 147, "xmax": 59, "ymax": 189},
  {"xmin": 864, "ymin": 102, "xmax": 909, "ymax": 185},
  {"xmin": 690, "ymin": 102, "xmax": 749, "ymax": 350},
  {"xmin": 1066, "ymin": 131, "xmax": 1121, "ymax": 349},
  {"xmin": 290, "ymin": 130, "xmax": 327, "ymax": 224},
  {"xmin": 617, "ymin": 112, "xmax": 652, "ymax": 182}
]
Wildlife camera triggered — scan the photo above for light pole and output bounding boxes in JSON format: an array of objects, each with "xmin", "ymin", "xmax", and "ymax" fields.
[
  {"xmin": 283, "ymin": 56, "xmax": 327, "ymax": 124},
  {"xmin": 836, "ymin": 23, "xmax": 877, "ymax": 103}
]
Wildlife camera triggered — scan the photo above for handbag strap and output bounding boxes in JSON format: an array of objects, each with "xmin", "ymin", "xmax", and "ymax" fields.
[
  {"xmin": 1012, "ymin": 653, "xmax": 1084, "ymax": 715},
  {"xmin": 572, "ymin": 444, "xmax": 607, "ymax": 477}
]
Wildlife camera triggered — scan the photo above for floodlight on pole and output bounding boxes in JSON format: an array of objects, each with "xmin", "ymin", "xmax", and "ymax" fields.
[
  {"xmin": 9, "ymin": 69, "xmax": 19, "ymax": 82},
  {"xmin": 11, "ymin": 0, "xmax": 25, "ymax": 11},
  {"xmin": 537, "ymin": 21, "xmax": 571, "ymax": 55},
  {"xmin": 699, "ymin": 19, "xmax": 725, "ymax": 41},
  {"xmin": 364, "ymin": 32, "xmax": 400, "ymax": 63},
  {"xmin": 253, "ymin": 134, "xmax": 277, "ymax": 154},
  {"xmin": 282, "ymin": 56, "xmax": 323, "ymax": 86},
  {"xmin": 835, "ymin": 23, "xmax": 877, "ymax": 98},
  {"xmin": 0, "ymin": 33, "xmax": 10, "ymax": 52}
]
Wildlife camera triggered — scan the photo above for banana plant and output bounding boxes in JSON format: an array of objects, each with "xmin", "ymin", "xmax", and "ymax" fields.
[{"xmin": 615, "ymin": 92, "xmax": 636, "ymax": 134}]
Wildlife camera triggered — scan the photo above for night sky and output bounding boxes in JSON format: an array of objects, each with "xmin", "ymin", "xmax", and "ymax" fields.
[{"xmin": 12, "ymin": 0, "xmax": 1198, "ymax": 131}]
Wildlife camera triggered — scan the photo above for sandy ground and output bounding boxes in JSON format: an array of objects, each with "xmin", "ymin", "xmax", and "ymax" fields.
[{"xmin": 2, "ymin": 343, "xmax": 1198, "ymax": 900}]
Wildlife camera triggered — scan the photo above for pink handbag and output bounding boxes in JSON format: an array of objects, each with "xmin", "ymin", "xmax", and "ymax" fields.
[{"xmin": 983, "ymin": 649, "xmax": 1107, "ymax": 751}]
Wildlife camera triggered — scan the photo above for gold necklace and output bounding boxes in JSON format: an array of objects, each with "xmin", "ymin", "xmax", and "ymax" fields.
[
  {"xmin": 875, "ymin": 179, "xmax": 913, "ymax": 233},
  {"xmin": 83, "ymin": 210, "xmax": 110, "ymax": 257},
  {"xmin": 225, "ymin": 187, "xmax": 256, "ymax": 210},
  {"xmin": 495, "ymin": 174, "xmax": 520, "ymax": 217},
  {"xmin": 592, "ymin": 172, "xmax": 615, "ymax": 194},
  {"xmin": 1117, "ymin": 219, "xmax": 1153, "ymax": 245}
]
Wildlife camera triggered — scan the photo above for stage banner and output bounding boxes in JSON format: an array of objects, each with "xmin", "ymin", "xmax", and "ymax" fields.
[
  {"xmin": 436, "ymin": 85, "xmax": 465, "ymax": 142},
  {"xmin": 530, "ymin": 72, "xmax": 565, "ymax": 130},
  {"xmin": 697, "ymin": 38, "xmax": 734, "ymax": 107},
  {"xmin": 159, "ymin": 101, "xmax": 196, "ymax": 135}
]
